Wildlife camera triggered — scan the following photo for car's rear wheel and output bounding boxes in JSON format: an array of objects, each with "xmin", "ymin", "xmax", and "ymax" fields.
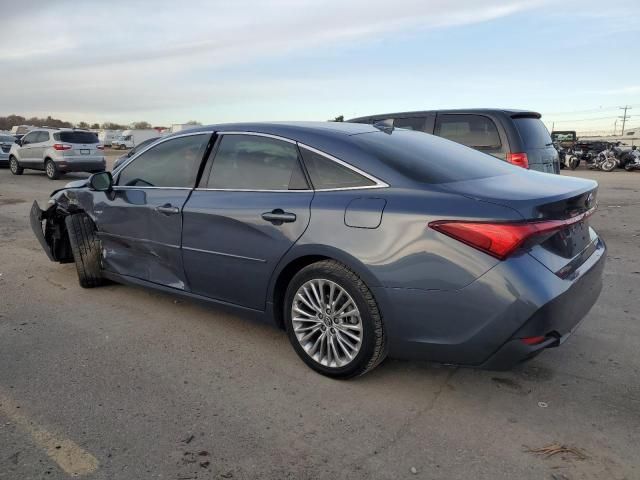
[
  {"xmin": 284, "ymin": 260, "xmax": 386, "ymax": 378},
  {"xmin": 65, "ymin": 213, "xmax": 104, "ymax": 288},
  {"xmin": 45, "ymin": 159, "xmax": 60, "ymax": 180},
  {"xmin": 9, "ymin": 156, "xmax": 23, "ymax": 175}
]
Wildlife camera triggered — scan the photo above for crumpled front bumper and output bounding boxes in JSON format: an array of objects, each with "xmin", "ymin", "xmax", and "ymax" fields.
[{"xmin": 30, "ymin": 200, "xmax": 56, "ymax": 261}]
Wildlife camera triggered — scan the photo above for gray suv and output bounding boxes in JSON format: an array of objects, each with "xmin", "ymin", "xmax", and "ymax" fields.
[
  {"xmin": 348, "ymin": 109, "xmax": 560, "ymax": 174},
  {"xmin": 9, "ymin": 128, "xmax": 106, "ymax": 179}
]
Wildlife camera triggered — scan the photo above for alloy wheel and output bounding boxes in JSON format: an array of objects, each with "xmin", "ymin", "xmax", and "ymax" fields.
[
  {"xmin": 46, "ymin": 161, "xmax": 55, "ymax": 178},
  {"xmin": 291, "ymin": 279, "xmax": 363, "ymax": 368},
  {"xmin": 10, "ymin": 158, "xmax": 17, "ymax": 173}
]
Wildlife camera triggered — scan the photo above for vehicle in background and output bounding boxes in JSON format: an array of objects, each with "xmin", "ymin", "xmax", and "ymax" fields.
[
  {"xmin": 111, "ymin": 129, "xmax": 157, "ymax": 149},
  {"xmin": 9, "ymin": 128, "xmax": 105, "ymax": 179},
  {"xmin": 348, "ymin": 109, "xmax": 560, "ymax": 174},
  {"xmin": 551, "ymin": 131, "xmax": 577, "ymax": 151},
  {"xmin": 31, "ymin": 122, "xmax": 604, "ymax": 378},
  {"xmin": 98, "ymin": 129, "xmax": 121, "ymax": 147},
  {"xmin": 169, "ymin": 124, "xmax": 199, "ymax": 134},
  {"xmin": 112, "ymin": 136, "xmax": 160, "ymax": 170},
  {"xmin": 624, "ymin": 146, "xmax": 640, "ymax": 171},
  {"xmin": 0, "ymin": 132, "xmax": 18, "ymax": 167},
  {"xmin": 10, "ymin": 125, "xmax": 34, "ymax": 140}
]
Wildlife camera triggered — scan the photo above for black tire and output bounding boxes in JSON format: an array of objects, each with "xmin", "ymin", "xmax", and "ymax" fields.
[
  {"xmin": 45, "ymin": 159, "xmax": 60, "ymax": 180},
  {"xmin": 65, "ymin": 213, "xmax": 103, "ymax": 288},
  {"xmin": 601, "ymin": 158, "xmax": 616, "ymax": 172},
  {"xmin": 284, "ymin": 260, "xmax": 387, "ymax": 378},
  {"xmin": 568, "ymin": 156, "xmax": 580, "ymax": 170},
  {"xmin": 9, "ymin": 156, "xmax": 23, "ymax": 175}
]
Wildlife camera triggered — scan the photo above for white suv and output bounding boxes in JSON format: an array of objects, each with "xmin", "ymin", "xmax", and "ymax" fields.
[{"xmin": 9, "ymin": 128, "xmax": 106, "ymax": 179}]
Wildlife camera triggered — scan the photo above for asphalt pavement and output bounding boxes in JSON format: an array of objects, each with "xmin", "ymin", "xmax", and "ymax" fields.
[{"xmin": 0, "ymin": 155, "xmax": 638, "ymax": 479}]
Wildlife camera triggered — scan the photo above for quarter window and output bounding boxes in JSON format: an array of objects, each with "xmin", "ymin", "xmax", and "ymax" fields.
[
  {"xmin": 117, "ymin": 134, "xmax": 209, "ymax": 188},
  {"xmin": 206, "ymin": 135, "xmax": 308, "ymax": 190},
  {"xmin": 300, "ymin": 148, "xmax": 376, "ymax": 190},
  {"xmin": 435, "ymin": 114, "xmax": 501, "ymax": 149}
]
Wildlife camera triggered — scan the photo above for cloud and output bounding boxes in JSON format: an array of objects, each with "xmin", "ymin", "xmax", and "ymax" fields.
[{"xmin": 0, "ymin": 0, "xmax": 541, "ymax": 122}]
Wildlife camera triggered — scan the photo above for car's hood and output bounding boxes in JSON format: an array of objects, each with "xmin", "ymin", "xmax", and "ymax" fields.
[{"xmin": 51, "ymin": 179, "xmax": 88, "ymax": 196}]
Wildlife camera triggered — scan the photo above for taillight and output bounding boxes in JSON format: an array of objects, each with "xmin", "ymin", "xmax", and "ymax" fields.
[
  {"xmin": 429, "ymin": 208, "xmax": 595, "ymax": 260},
  {"xmin": 506, "ymin": 152, "xmax": 529, "ymax": 169},
  {"xmin": 520, "ymin": 336, "xmax": 546, "ymax": 346},
  {"xmin": 53, "ymin": 143, "xmax": 72, "ymax": 151},
  {"xmin": 96, "ymin": 144, "xmax": 104, "ymax": 150}
]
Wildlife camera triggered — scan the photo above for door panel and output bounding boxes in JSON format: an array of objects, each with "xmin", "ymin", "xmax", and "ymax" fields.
[
  {"xmin": 182, "ymin": 191, "xmax": 313, "ymax": 309},
  {"xmin": 95, "ymin": 188, "xmax": 191, "ymax": 288}
]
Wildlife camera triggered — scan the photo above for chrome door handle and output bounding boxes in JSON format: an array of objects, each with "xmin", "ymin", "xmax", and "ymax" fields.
[
  {"xmin": 156, "ymin": 204, "xmax": 180, "ymax": 215},
  {"xmin": 261, "ymin": 209, "xmax": 296, "ymax": 224}
]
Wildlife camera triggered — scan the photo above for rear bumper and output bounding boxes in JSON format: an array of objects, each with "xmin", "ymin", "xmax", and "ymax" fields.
[
  {"xmin": 373, "ymin": 237, "xmax": 606, "ymax": 368},
  {"xmin": 56, "ymin": 158, "xmax": 106, "ymax": 172}
]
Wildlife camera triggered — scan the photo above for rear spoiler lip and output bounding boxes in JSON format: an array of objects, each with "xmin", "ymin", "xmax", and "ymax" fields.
[{"xmin": 509, "ymin": 112, "xmax": 542, "ymax": 119}]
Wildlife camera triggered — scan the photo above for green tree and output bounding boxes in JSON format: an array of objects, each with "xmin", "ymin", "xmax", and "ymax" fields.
[{"xmin": 131, "ymin": 121, "xmax": 152, "ymax": 129}]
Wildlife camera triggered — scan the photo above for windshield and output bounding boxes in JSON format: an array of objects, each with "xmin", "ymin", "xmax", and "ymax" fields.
[
  {"xmin": 352, "ymin": 129, "xmax": 518, "ymax": 184},
  {"xmin": 514, "ymin": 118, "xmax": 553, "ymax": 149},
  {"xmin": 54, "ymin": 131, "xmax": 99, "ymax": 144}
]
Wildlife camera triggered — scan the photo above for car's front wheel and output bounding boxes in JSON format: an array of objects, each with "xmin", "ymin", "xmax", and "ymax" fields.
[
  {"xmin": 9, "ymin": 156, "xmax": 23, "ymax": 175},
  {"xmin": 45, "ymin": 159, "xmax": 60, "ymax": 180},
  {"xmin": 65, "ymin": 213, "xmax": 104, "ymax": 288},
  {"xmin": 284, "ymin": 260, "xmax": 386, "ymax": 378}
]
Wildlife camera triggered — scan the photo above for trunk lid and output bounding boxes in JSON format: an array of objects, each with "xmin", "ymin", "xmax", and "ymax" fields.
[{"xmin": 439, "ymin": 171, "xmax": 599, "ymax": 276}]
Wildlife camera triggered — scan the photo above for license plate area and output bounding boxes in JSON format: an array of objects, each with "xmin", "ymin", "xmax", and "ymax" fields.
[{"xmin": 80, "ymin": 149, "xmax": 90, "ymax": 155}]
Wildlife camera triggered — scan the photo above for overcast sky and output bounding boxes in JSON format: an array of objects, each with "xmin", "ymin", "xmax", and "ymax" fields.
[{"xmin": 1, "ymin": 0, "xmax": 638, "ymax": 132}]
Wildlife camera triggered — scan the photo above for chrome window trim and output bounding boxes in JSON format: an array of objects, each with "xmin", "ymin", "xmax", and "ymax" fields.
[
  {"xmin": 296, "ymin": 143, "xmax": 389, "ymax": 190},
  {"xmin": 112, "ymin": 186, "xmax": 192, "ymax": 191},
  {"xmin": 198, "ymin": 131, "xmax": 389, "ymax": 193},
  {"xmin": 219, "ymin": 131, "xmax": 297, "ymax": 144},
  {"xmin": 194, "ymin": 188, "xmax": 311, "ymax": 193},
  {"xmin": 112, "ymin": 130, "xmax": 213, "ymax": 177}
]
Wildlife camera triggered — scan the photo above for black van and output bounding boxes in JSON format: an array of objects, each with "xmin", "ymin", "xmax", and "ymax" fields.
[{"xmin": 348, "ymin": 109, "xmax": 560, "ymax": 174}]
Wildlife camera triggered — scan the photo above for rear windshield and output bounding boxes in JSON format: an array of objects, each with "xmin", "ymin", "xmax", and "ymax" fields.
[
  {"xmin": 54, "ymin": 131, "xmax": 99, "ymax": 144},
  {"xmin": 514, "ymin": 118, "xmax": 552, "ymax": 149},
  {"xmin": 0, "ymin": 135, "xmax": 15, "ymax": 143},
  {"xmin": 352, "ymin": 129, "xmax": 517, "ymax": 184}
]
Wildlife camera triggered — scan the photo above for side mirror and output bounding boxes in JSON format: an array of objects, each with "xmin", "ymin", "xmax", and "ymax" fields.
[
  {"xmin": 15, "ymin": 138, "xmax": 21, "ymax": 146},
  {"xmin": 88, "ymin": 171, "xmax": 113, "ymax": 192}
]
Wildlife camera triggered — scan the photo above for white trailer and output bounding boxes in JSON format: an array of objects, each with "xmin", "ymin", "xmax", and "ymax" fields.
[
  {"xmin": 98, "ymin": 130, "xmax": 121, "ymax": 146},
  {"xmin": 112, "ymin": 129, "xmax": 157, "ymax": 149}
]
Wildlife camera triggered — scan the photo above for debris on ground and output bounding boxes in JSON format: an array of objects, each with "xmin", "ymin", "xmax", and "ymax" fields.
[
  {"xmin": 410, "ymin": 466, "xmax": 418, "ymax": 474},
  {"xmin": 525, "ymin": 443, "xmax": 588, "ymax": 460}
]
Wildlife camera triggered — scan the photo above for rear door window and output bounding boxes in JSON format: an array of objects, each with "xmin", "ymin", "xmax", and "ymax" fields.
[
  {"xmin": 54, "ymin": 131, "xmax": 99, "ymax": 144},
  {"xmin": 117, "ymin": 134, "xmax": 209, "ymax": 188},
  {"xmin": 514, "ymin": 118, "xmax": 553, "ymax": 149},
  {"xmin": 393, "ymin": 117, "xmax": 427, "ymax": 132},
  {"xmin": 206, "ymin": 134, "xmax": 308, "ymax": 190},
  {"xmin": 435, "ymin": 114, "xmax": 501, "ymax": 149}
]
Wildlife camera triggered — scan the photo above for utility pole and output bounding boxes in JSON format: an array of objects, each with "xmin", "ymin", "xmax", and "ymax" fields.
[{"xmin": 619, "ymin": 105, "xmax": 632, "ymax": 136}]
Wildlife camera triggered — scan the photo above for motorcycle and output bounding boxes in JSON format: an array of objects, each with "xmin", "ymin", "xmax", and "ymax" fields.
[
  {"xmin": 589, "ymin": 145, "xmax": 618, "ymax": 172},
  {"xmin": 624, "ymin": 147, "xmax": 640, "ymax": 171}
]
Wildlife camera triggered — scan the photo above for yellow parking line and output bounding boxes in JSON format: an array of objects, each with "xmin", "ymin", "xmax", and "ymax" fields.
[{"xmin": 0, "ymin": 392, "xmax": 99, "ymax": 476}]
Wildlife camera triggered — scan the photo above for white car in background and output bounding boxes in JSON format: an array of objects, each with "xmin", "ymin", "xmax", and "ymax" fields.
[{"xmin": 9, "ymin": 128, "xmax": 105, "ymax": 179}]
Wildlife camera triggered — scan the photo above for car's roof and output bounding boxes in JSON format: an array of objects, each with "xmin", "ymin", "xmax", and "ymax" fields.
[
  {"xmin": 185, "ymin": 121, "xmax": 378, "ymax": 137},
  {"xmin": 348, "ymin": 108, "xmax": 542, "ymax": 121}
]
